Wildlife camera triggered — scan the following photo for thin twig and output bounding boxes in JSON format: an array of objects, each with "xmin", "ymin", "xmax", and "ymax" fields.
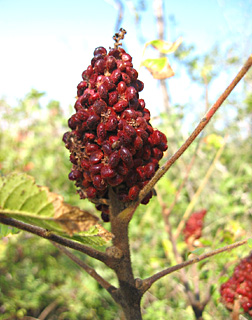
[
  {"xmin": 137, "ymin": 54, "xmax": 252, "ymax": 206},
  {"xmin": 38, "ymin": 300, "xmax": 59, "ymax": 320},
  {"xmin": 140, "ymin": 238, "xmax": 250, "ymax": 294},
  {"xmin": 174, "ymin": 136, "xmax": 227, "ymax": 239},
  {"xmin": 0, "ymin": 215, "xmax": 110, "ymax": 265},
  {"xmin": 119, "ymin": 54, "xmax": 252, "ymax": 223},
  {"xmin": 51, "ymin": 241, "xmax": 117, "ymax": 293}
]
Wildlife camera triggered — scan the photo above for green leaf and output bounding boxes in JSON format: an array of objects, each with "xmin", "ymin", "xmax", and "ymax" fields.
[
  {"xmin": 148, "ymin": 37, "xmax": 182, "ymax": 54},
  {"xmin": 204, "ymin": 134, "xmax": 224, "ymax": 148},
  {"xmin": 190, "ymin": 248, "xmax": 205, "ymax": 255},
  {"xmin": 0, "ymin": 224, "xmax": 19, "ymax": 237},
  {"xmin": 0, "ymin": 173, "xmax": 113, "ymax": 245},
  {"xmin": 141, "ymin": 57, "xmax": 174, "ymax": 80},
  {"xmin": 248, "ymin": 238, "xmax": 252, "ymax": 248}
]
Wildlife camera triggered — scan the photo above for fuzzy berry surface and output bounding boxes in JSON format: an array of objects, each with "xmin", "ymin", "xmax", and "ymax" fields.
[
  {"xmin": 183, "ymin": 209, "xmax": 207, "ymax": 245},
  {"xmin": 220, "ymin": 253, "xmax": 252, "ymax": 316},
  {"xmin": 63, "ymin": 45, "xmax": 168, "ymax": 221}
]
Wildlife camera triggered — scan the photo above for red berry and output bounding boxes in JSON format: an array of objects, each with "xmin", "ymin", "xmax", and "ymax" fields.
[
  {"xmin": 93, "ymin": 99, "xmax": 107, "ymax": 115},
  {"xmin": 90, "ymin": 163, "xmax": 104, "ymax": 175},
  {"xmin": 86, "ymin": 186, "xmax": 97, "ymax": 198},
  {"xmin": 81, "ymin": 159, "xmax": 90, "ymax": 170},
  {"xmin": 94, "ymin": 47, "xmax": 107, "ymax": 56},
  {"xmin": 86, "ymin": 143, "xmax": 99, "ymax": 155},
  {"xmin": 120, "ymin": 147, "xmax": 133, "ymax": 168},
  {"xmin": 105, "ymin": 115, "xmax": 118, "ymax": 131},
  {"xmin": 121, "ymin": 53, "xmax": 132, "ymax": 62},
  {"xmin": 87, "ymin": 114, "xmax": 100, "ymax": 130},
  {"xmin": 117, "ymin": 81, "xmax": 127, "ymax": 94},
  {"xmin": 93, "ymin": 175, "xmax": 107, "ymax": 190},
  {"xmin": 125, "ymin": 86, "xmax": 137, "ymax": 101},
  {"xmin": 64, "ymin": 39, "xmax": 168, "ymax": 215},
  {"xmin": 108, "ymin": 151, "xmax": 120, "ymax": 168},
  {"xmin": 106, "ymin": 56, "xmax": 117, "ymax": 72},
  {"xmin": 68, "ymin": 170, "xmax": 82, "ymax": 180},
  {"xmin": 111, "ymin": 69, "xmax": 122, "ymax": 84},
  {"xmin": 122, "ymin": 72, "xmax": 131, "ymax": 84},
  {"xmin": 101, "ymin": 212, "xmax": 110, "ymax": 222},
  {"xmin": 101, "ymin": 165, "xmax": 117, "ymax": 179},
  {"xmin": 94, "ymin": 59, "xmax": 106, "ymax": 74},
  {"xmin": 128, "ymin": 185, "xmax": 140, "ymax": 200},
  {"xmin": 108, "ymin": 91, "xmax": 118, "ymax": 105},
  {"xmin": 98, "ymin": 84, "xmax": 108, "ymax": 100},
  {"xmin": 97, "ymin": 123, "xmax": 107, "ymax": 141},
  {"xmin": 89, "ymin": 150, "xmax": 104, "ymax": 164},
  {"xmin": 113, "ymin": 100, "xmax": 128, "ymax": 112}
]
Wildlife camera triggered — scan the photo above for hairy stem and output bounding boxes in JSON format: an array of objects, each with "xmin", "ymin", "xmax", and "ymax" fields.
[{"xmin": 109, "ymin": 189, "xmax": 143, "ymax": 319}]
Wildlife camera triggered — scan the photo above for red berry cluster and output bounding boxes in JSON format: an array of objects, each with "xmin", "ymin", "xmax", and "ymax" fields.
[
  {"xmin": 63, "ymin": 33, "xmax": 168, "ymax": 222},
  {"xmin": 183, "ymin": 209, "xmax": 207, "ymax": 244},
  {"xmin": 220, "ymin": 253, "xmax": 252, "ymax": 316}
]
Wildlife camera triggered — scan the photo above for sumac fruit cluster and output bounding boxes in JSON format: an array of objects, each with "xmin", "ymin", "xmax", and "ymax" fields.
[
  {"xmin": 63, "ymin": 44, "xmax": 167, "ymax": 221},
  {"xmin": 183, "ymin": 209, "xmax": 207, "ymax": 245},
  {"xmin": 220, "ymin": 253, "xmax": 252, "ymax": 316}
]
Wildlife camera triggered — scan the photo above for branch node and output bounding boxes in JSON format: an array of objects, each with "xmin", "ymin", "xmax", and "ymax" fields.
[
  {"xmin": 135, "ymin": 278, "xmax": 143, "ymax": 290},
  {"xmin": 106, "ymin": 246, "xmax": 123, "ymax": 259}
]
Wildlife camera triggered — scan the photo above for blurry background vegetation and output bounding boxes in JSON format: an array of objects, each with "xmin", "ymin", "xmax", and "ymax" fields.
[{"xmin": 1, "ymin": 0, "xmax": 252, "ymax": 319}]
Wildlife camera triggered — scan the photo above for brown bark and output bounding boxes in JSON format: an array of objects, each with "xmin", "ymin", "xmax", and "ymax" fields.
[{"xmin": 108, "ymin": 188, "xmax": 143, "ymax": 319}]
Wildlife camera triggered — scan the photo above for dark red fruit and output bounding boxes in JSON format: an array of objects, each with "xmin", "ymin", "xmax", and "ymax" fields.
[
  {"xmin": 89, "ymin": 150, "xmax": 103, "ymax": 164},
  {"xmin": 117, "ymin": 81, "xmax": 127, "ymax": 94},
  {"xmin": 63, "ymin": 37, "xmax": 168, "ymax": 220},
  {"xmin": 101, "ymin": 165, "xmax": 117, "ymax": 179},
  {"xmin": 68, "ymin": 170, "xmax": 82, "ymax": 180},
  {"xmin": 183, "ymin": 209, "xmax": 207, "ymax": 244},
  {"xmin": 108, "ymin": 151, "xmax": 120, "ymax": 168},
  {"xmin": 220, "ymin": 253, "xmax": 252, "ymax": 316},
  {"xmin": 106, "ymin": 56, "xmax": 117, "ymax": 72},
  {"xmin": 94, "ymin": 47, "xmax": 107, "ymax": 56},
  {"xmin": 86, "ymin": 186, "xmax": 97, "ymax": 198},
  {"xmin": 108, "ymin": 91, "xmax": 118, "ymax": 105},
  {"xmin": 128, "ymin": 185, "xmax": 140, "ymax": 200},
  {"xmin": 97, "ymin": 122, "xmax": 107, "ymax": 140},
  {"xmin": 101, "ymin": 212, "xmax": 110, "ymax": 222},
  {"xmin": 93, "ymin": 99, "xmax": 107, "ymax": 115},
  {"xmin": 111, "ymin": 69, "xmax": 121, "ymax": 84},
  {"xmin": 120, "ymin": 147, "xmax": 133, "ymax": 168},
  {"xmin": 105, "ymin": 115, "xmax": 118, "ymax": 131},
  {"xmin": 87, "ymin": 114, "xmax": 100, "ymax": 130}
]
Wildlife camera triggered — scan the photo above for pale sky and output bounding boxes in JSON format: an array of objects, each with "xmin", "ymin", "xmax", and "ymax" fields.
[{"xmin": 0, "ymin": 0, "xmax": 251, "ymax": 117}]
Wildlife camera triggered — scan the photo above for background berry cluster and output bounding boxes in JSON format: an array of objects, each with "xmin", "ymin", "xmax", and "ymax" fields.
[
  {"xmin": 63, "ymin": 45, "xmax": 167, "ymax": 221},
  {"xmin": 220, "ymin": 253, "xmax": 252, "ymax": 316},
  {"xmin": 183, "ymin": 209, "xmax": 207, "ymax": 245}
]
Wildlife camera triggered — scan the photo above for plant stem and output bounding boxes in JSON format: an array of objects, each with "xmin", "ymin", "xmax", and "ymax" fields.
[
  {"xmin": 140, "ymin": 238, "xmax": 250, "ymax": 293},
  {"xmin": 137, "ymin": 54, "xmax": 252, "ymax": 205},
  {"xmin": 0, "ymin": 214, "xmax": 109, "ymax": 264},
  {"xmin": 109, "ymin": 189, "xmax": 143, "ymax": 319},
  {"xmin": 51, "ymin": 241, "xmax": 117, "ymax": 294}
]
